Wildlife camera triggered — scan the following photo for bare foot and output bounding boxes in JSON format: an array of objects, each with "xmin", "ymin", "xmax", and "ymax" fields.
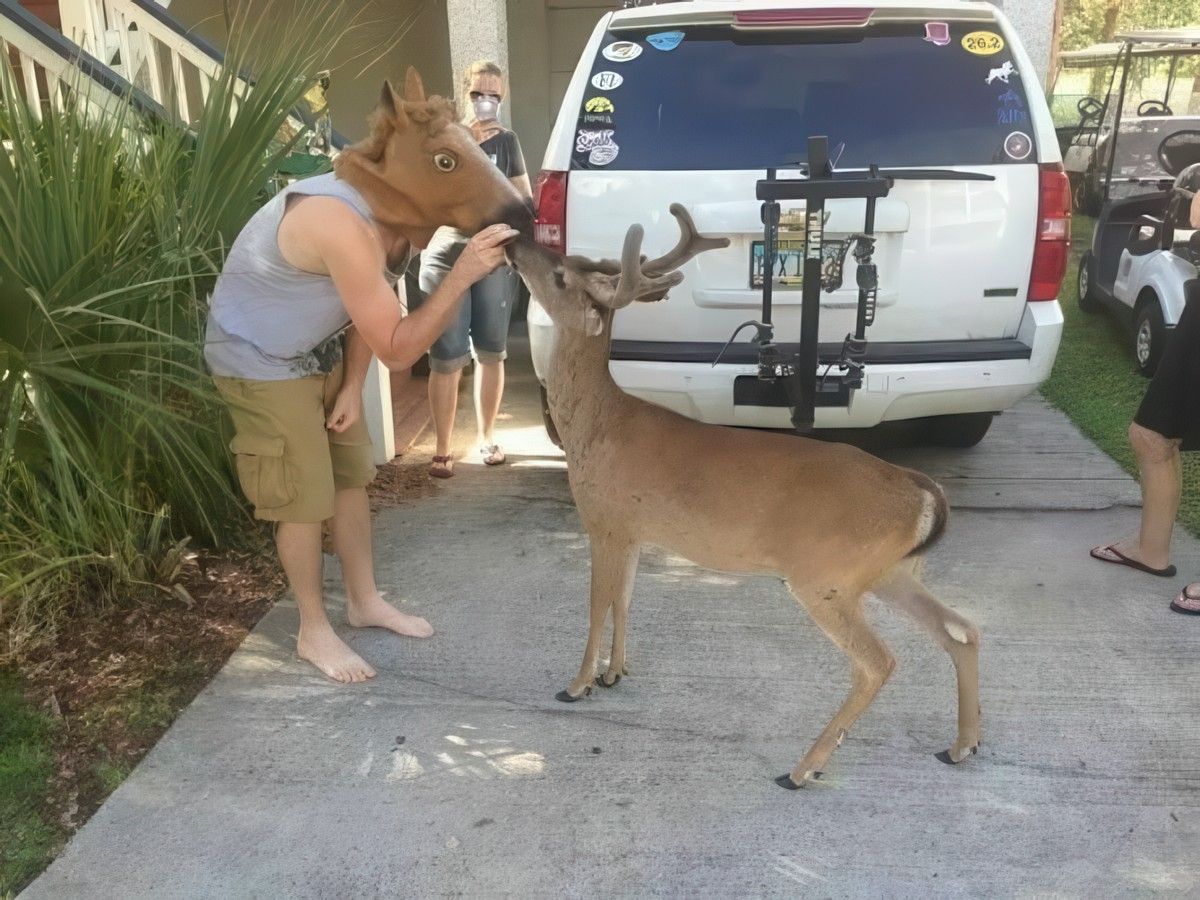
[
  {"xmin": 347, "ymin": 592, "xmax": 434, "ymax": 638},
  {"xmin": 297, "ymin": 624, "xmax": 376, "ymax": 684}
]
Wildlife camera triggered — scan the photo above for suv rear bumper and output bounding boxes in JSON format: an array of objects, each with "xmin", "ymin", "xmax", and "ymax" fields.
[{"xmin": 528, "ymin": 300, "xmax": 1063, "ymax": 429}]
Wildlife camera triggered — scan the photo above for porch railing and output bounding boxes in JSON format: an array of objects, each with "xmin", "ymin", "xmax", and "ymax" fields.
[{"xmin": 1, "ymin": 0, "xmax": 163, "ymax": 119}]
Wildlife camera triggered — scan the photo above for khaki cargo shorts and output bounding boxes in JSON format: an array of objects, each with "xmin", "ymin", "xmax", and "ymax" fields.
[{"xmin": 213, "ymin": 363, "xmax": 376, "ymax": 523}]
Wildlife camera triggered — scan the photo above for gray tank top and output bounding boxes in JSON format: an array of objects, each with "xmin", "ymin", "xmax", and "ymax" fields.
[{"xmin": 204, "ymin": 172, "xmax": 398, "ymax": 380}]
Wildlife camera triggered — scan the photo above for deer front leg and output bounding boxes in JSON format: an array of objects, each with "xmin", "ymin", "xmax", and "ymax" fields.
[
  {"xmin": 556, "ymin": 536, "xmax": 639, "ymax": 702},
  {"xmin": 779, "ymin": 584, "xmax": 895, "ymax": 790},
  {"xmin": 870, "ymin": 566, "xmax": 982, "ymax": 764},
  {"xmin": 599, "ymin": 545, "xmax": 641, "ymax": 688}
]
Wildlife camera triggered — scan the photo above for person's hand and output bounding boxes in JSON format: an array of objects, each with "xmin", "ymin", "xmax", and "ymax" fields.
[
  {"xmin": 451, "ymin": 224, "xmax": 520, "ymax": 285},
  {"xmin": 326, "ymin": 385, "xmax": 363, "ymax": 433}
]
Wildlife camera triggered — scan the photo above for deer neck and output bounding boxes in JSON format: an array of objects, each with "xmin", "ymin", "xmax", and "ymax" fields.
[{"xmin": 546, "ymin": 309, "xmax": 626, "ymax": 446}]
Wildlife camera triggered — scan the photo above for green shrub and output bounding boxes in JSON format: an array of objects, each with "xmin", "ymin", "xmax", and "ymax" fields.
[{"xmin": 0, "ymin": 2, "xmax": 363, "ymax": 649}]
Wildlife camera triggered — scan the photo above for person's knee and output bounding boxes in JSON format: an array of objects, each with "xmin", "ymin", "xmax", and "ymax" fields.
[{"xmin": 1129, "ymin": 421, "xmax": 1178, "ymax": 463}]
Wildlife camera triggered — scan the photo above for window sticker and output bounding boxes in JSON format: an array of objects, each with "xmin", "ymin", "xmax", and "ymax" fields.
[
  {"xmin": 985, "ymin": 60, "xmax": 1018, "ymax": 85},
  {"xmin": 591, "ymin": 71, "xmax": 624, "ymax": 91},
  {"xmin": 602, "ymin": 41, "xmax": 643, "ymax": 63},
  {"xmin": 576, "ymin": 129, "xmax": 620, "ymax": 166},
  {"xmin": 585, "ymin": 97, "xmax": 614, "ymax": 113},
  {"xmin": 647, "ymin": 31, "xmax": 685, "ymax": 51},
  {"xmin": 922, "ymin": 22, "xmax": 950, "ymax": 46},
  {"xmin": 962, "ymin": 31, "xmax": 1005, "ymax": 55},
  {"xmin": 1003, "ymin": 131, "xmax": 1032, "ymax": 160},
  {"xmin": 996, "ymin": 89, "xmax": 1028, "ymax": 125}
]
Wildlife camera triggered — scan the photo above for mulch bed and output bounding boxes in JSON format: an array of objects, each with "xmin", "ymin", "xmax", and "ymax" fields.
[{"xmin": 9, "ymin": 455, "xmax": 429, "ymax": 857}]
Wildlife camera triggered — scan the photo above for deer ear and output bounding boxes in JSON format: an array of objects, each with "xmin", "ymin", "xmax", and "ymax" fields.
[
  {"xmin": 404, "ymin": 67, "xmax": 427, "ymax": 103},
  {"xmin": 583, "ymin": 304, "xmax": 604, "ymax": 336}
]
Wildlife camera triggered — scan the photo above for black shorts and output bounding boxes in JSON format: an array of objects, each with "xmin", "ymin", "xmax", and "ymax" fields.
[{"xmin": 1134, "ymin": 279, "xmax": 1200, "ymax": 451}]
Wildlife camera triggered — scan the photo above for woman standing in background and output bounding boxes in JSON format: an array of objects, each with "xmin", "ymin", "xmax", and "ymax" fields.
[{"xmin": 419, "ymin": 60, "xmax": 532, "ymax": 478}]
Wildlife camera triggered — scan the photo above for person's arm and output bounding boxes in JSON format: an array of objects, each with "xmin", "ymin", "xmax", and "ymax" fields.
[
  {"xmin": 291, "ymin": 201, "xmax": 517, "ymax": 370},
  {"xmin": 326, "ymin": 326, "xmax": 372, "ymax": 433},
  {"xmin": 1190, "ymin": 188, "xmax": 1200, "ymax": 229}
]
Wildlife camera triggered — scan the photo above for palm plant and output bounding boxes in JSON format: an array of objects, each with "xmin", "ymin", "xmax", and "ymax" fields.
[{"xmin": 0, "ymin": 1, "xmax": 368, "ymax": 648}]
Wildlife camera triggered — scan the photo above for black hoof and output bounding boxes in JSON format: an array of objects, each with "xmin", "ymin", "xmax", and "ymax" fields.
[
  {"xmin": 597, "ymin": 673, "xmax": 621, "ymax": 689},
  {"xmin": 556, "ymin": 689, "xmax": 581, "ymax": 703},
  {"xmin": 935, "ymin": 746, "xmax": 977, "ymax": 765},
  {"xmin": 775, "ymin": 774, "xmax": 803, "ymax": 790}
]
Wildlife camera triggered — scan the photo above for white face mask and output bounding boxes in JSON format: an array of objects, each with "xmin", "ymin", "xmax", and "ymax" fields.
[{"xmin": 472, "ymin": 96, "xmax": 500, "ymax": 122}]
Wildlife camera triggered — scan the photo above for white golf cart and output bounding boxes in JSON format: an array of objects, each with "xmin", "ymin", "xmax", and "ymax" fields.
[
  {"xmin": 1068, "ymin": 30, "xmax": 1200, "ymax": 374},
  {"xmin": 1054, "ymin": 29, "xmax": 1200, "ymax": 217}
]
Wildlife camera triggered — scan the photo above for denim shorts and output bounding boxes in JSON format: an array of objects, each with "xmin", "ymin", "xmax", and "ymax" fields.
[{"xmin": 417, "ymin": 229, "xmax": 518, "ymax": 374}]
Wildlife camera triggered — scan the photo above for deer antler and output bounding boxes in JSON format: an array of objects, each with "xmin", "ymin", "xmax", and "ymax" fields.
[{"xmin": 642, "ymin": 203, "xmax": 730, "ymax": 276}]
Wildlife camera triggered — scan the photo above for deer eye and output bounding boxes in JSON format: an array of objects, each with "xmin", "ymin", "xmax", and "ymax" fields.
[{"xmin": 433, "ymin": 152, "xmax": 458, "ymax": 172}]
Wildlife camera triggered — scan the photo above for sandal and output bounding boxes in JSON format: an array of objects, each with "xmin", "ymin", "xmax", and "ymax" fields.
[
  {"xmin": 429, "ymin": 454, "xmax": 454, "ymax": 479},
  {"xmin": 1170, "ymin": 583, "xmax": 1200, "ymax": 615},
  {"xmin": 1089, "ymin": 544, "xmax": 1176, "ymax": 578},
  {"xmin": 480, "ymin": 443, "xmax": 506, "ymax": 466}
]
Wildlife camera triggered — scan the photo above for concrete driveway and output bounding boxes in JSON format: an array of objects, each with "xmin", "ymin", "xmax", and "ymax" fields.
[{"xmin": 26, "ymin": 334, "xmax": 1200, "ymax": 898}]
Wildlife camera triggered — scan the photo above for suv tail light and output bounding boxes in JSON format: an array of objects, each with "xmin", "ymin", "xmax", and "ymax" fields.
[
  {"xmin": 534, "ymin": 170, "xmax": 568, "ymax": 254},
  {"xmin": 1028, "ymin": 163, "xmax": 1071, "ymax": 302},
  {"xmin": 734, "ymin": 8, "xmax": 872, "ymax": 27}
]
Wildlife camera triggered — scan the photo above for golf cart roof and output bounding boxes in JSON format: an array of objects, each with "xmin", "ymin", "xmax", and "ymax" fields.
[
  {"xmin": 1108, "ymin": 28, "xmax": 1200, "ymax": 47},
  {"xmin": 1059, "ymin": 29, "xmax": 1200, "ymax": 69}
]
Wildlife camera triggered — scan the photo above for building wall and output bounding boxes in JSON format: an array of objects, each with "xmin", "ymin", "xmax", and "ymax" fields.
[
  {"xmin": 990, "ymin": 0, "xmax": 1059, "ymax": 87},
  {"xmin": 168, "ymin": 0, "xmax": 454, "ymax": 141}
]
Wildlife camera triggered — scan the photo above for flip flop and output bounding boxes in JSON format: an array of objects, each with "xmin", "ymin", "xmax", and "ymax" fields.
[
  {"xmin": 480, "ymin": 444, "xmax": 506, "ymax": 466},
  {"xmin": 1170, "ymin": 583, "xmax": 1200, "ymax": 615},
  {"xmin": 1089, "ymin": 544, "xmax": 1176, "ymax": 577},
  {"xmin": 429, "ymin": 455, "xmax": 454, "ymax": 479}
]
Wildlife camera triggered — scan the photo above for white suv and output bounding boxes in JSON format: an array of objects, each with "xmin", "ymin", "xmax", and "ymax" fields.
[{"xmin": 528, "ymin": 0, "xmax": 1070, "ymax": 446}]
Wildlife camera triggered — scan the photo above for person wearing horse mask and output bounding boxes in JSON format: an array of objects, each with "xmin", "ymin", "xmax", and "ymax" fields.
[
  {"xmin": 418, "ymin": 60, "xmax": 532, "ymax": 477},
  {"xmin": 204, "ymin": 70, "xmax": 528, "ymax": 683}
]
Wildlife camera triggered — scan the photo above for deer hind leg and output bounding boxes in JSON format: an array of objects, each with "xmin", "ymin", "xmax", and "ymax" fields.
[
  {"xmin": 780, "ymin": 582, "xmax": 895, "ymax": 790},
  {"xmin": 556, "ymin": 536, "xmax": 639, "ymax": 702},
  {"xmin": 871, "ymin": 564, "xmax": 981, "ymax": 765},
  {"xmin": 599, "ymin": 546, "xmax": 640, "ymax": 688}
]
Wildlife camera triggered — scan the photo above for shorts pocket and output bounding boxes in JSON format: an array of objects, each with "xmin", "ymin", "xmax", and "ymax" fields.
[{"xmin": 230, "ymin": 434, "xmax": 295, "ymax": 511}]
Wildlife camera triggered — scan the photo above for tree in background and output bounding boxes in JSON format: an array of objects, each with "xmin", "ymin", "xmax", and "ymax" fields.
[{"xmin": 1061, "ymin": 0, "xmax": 1200, "ymax": 51}]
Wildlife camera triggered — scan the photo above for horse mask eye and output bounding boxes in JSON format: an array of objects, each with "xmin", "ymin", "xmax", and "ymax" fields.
[{"xmin": 434, "ymin": 153, "xmax": 458, "ymax": 172}]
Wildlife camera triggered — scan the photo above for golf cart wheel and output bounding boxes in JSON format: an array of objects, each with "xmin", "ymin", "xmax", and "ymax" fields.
[
  {"xmin": 1133, "ymin": 299, "xmax": 1166, "ymax": 377},
  {"xmin": 924, "ymin": 413, "xmax": 995, "ymax": 448},
  {"xmin": 540, "ymin": 384, "xmax": 564, "ymax": 449},
  {"xmin": 1076, "ymin": 252, "xmax": 1102, "ymax": 313}
]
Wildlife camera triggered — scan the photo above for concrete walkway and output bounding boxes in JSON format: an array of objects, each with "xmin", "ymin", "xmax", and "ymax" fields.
[{"xmin": 26, "ymin": 336, "xmax": 1200, "ymax": 898}]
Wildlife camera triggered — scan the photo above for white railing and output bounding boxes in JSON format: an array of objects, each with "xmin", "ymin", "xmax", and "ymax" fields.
[{"xmin": 0, "ymin": 0, "xmax": 141, "ymax": 120}]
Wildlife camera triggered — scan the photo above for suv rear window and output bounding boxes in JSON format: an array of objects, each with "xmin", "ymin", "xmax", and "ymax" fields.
[{"xmin": 572, "ymin": 22, "xmax": 1037, "ymax": 171}]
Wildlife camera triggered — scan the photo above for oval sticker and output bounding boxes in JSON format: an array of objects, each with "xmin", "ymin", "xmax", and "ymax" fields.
[
  {"xmin": 591, "ymin": 71, "xmax": 624, "ymax": 91},
  {"xmin": 602, "ymin": 41, "xmax": 643, "ymax": 63},
  {"xmin": 962, "ymin": 31, "xmax": 1004, "ymax": 55}
]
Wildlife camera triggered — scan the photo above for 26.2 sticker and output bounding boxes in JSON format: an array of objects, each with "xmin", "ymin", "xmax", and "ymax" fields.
[{"xmin": 962, "ymin": 31, "xmax": 1004, "ymax": 55}]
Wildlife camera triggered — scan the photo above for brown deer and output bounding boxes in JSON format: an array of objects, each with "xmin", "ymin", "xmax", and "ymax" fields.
[{"xmin": 507, "ymin": 206, "xmax": 981, "ymax": 789}]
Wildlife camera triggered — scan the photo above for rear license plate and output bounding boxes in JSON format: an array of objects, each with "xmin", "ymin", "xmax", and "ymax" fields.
[{"xmin": 750, "ymin": 239, "xmax": 845, "ymax": 290}]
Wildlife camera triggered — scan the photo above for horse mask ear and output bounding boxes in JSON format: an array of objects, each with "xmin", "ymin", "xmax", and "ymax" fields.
[
  {"xmin": 404, "ymin": 67, "xmax": 426, "ymax": 103},
  {"xmin": 378, "ymin": 80, "xmax": 408, "ymax": 129}
]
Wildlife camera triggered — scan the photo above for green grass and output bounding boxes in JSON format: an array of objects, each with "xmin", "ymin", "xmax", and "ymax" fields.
[
  {"xmin": 1040, "ymin": 214, "xmax": 1200, "ymax": 536},
  {"xmin": 0, "ymin": 674, "xmax": 59, "ymax": 895}
]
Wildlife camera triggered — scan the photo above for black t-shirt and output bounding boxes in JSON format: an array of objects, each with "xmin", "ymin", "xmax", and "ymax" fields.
[{"xmin": 479, "ymin": 129, "xmax": 527, "ymax": 179}]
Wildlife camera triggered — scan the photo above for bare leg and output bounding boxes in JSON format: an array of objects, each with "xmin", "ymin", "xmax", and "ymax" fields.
[
  {"xmin": 428, "ymin": 369, "xmax": 463, "ymax": 460},
  {"xmin": 473, "ymin": 359, "xmax": 505, "ymax": 447},
  {"xmin": 333, "ymin": 487, "xmax": 433, "ymax": 639},
  {"xmin": 277, "ymin": 520, "xmax": 375, "ymax": 683},
  {"xmin": 1105, "ymin": 423, "xmax": 1182, "ymax": 570},
  {"xmin": 871, "ymin": 564, "xmax": 981, "ymax": 764},
  {"xmin": 600, "ymin": 545, "xmax": 640, "ymax": 688},
  {"xmin": 560, "ymin": 538, "xmax": 638, "ymax": 701},
  {"xmin": 781, "ymin": 582, "xmax": 894, "ymax": 788}
]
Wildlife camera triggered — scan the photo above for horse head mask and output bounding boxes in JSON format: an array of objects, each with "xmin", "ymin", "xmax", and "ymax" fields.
[{"xmin": 334, "ymin": 68, "xmax": 530, "ymax": 248}]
